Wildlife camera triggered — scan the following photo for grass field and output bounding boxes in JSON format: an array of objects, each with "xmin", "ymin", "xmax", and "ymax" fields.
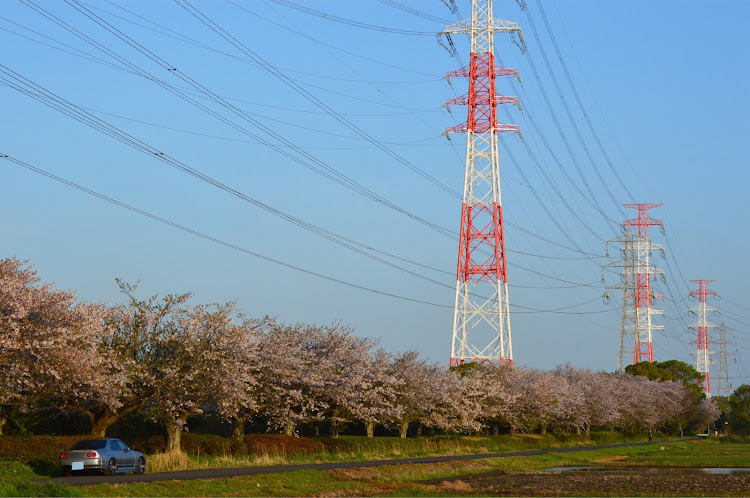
[{"xmin": 2, "ymin": 434, "xmax": 749, "ymax": 497}]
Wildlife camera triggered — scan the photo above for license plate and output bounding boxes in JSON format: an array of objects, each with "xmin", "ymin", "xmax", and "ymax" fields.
[{"xmin": 72, "ymin": 461, "xmax": 84, "ymax": 471}]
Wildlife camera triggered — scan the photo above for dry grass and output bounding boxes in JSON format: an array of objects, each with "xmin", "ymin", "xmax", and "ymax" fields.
[
  {"xmin": 437, "ymin": 479, "xmax": 473, "ymax": 492},
  {"xmin": 592, "ymin": 455, "xmax": 630, "ymax": 463},
  {"xmin": 146, "ymin": 450, "xmax": 190, "ymax": 473}
]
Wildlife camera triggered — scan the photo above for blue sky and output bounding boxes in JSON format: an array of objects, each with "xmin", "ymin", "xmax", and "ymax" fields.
[{"xmin": 2, "ymin": 1, "xmax": 749, "ymax": 388}]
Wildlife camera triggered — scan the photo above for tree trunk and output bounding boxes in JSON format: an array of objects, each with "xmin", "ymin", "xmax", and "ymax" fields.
[
  {"xmin": 576, "ymin": 425, "xmax": 581, "ymax": 435},
  {"xmin": 284, "ymin": 420, "xmax": 295, "ymax": 436},
  {"xmin": 331, "ymin": 420, "xmax": 339, "ymax": 438},
  {"xmin": 314, "ymin": 424, "xmax": 320, "ymax": 436},
  {"xmin": 416, "ymin": 423, "xmax": 422, "ymax": 437},
  {"xmin": 585, "ymin": 424, "xmax": 591, "ymax": 436},
  {"xmin": 540, "ymin": 425, "xmax": 547, "ymax": 435},
  {"xmin": 89, "ymin": 398, "xmax": 149, "ymax": 438},
  {"xmin": 399, "ymin": 421, "xmax": 409, "ymax": 439},
  {"xmin": 509, "ymin": 425, "xmax": 516, "ymax": 437},
  {"xmin": 90, "ymin": 412, "xmax": 117, "ymax": 438},
  {"xmin": 366, "ymin": 422, "xmax": 375, "ymax": 438},
  {"xmin": 166, "ymin": 413, "xmax": 188, "ymax": 452},
  {"xmin": 492, "ymin": 423, "xmax": 499, "ymax": 436},
  {"xmin": 166, "ymin": 423, "xmax": 182, "ymax": 452},
  {"xmin": 0, "ymin": 412, "xmax": 6, "ymax": 436},
  {"xmin": 232, "ymin": 417, "xmax": 247, "ymax": 441}
]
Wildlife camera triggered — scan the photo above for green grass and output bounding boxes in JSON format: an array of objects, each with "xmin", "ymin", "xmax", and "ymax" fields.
[
  {"xmin": 0, "ymin": 462, "xmax": 82, "ymax": 497},
  {"xmin": 4, "ymin": 434, "xmax": 749, "ymax": 497},
  {"xmin": 147, "ymin": 431, "xmax": 661, "ymax": 473},
  {"xmin": 77, "ymin": 470, "xmax": 363, "ymax": 497}
]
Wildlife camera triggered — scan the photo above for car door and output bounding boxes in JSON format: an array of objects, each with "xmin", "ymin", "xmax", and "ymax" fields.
[{"xmin": 111, "ymin": 439, "xmax": 133, "ymax": 469}]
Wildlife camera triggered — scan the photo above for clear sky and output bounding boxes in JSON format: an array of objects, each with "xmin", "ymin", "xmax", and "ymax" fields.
[{"xmin": 2, "ymin": 1, "xmax": 749, "ymax": 388}]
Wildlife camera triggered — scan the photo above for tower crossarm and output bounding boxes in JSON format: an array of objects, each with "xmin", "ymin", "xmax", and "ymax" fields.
[
  {"xmin": 623, "ymin": 203, "xmax": 663, "ymax": 239},
  {"xmin": 446, "ymin": 94, "xmax": 521, "ymax": 110},
  {"xmin": 441, "ymin": 17, "xmax": 523, "ymax": 36},
  {"xmin": 446, "ymin": 121, "xmax": 522, "ymax": 136},
  {"xmin": 689, "ymin": 305, "xmax": 718, "ymax": 315},
  {"xmin": 447, "ymin": 65, "xmax": 520, "ymax": 80},
  {"xmin": 649, "ymin": 241, "xmax": 665, "ymax": 255},
  {"xmin": 690, "ymin": 321, "xmax": 719, "ymax": 330}
]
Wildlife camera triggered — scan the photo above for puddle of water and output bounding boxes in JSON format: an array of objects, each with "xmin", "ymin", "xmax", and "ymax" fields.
[
  {"xmin": 543, "ymin": 466, "xmax": 750, "ymax": 475},
  {"xmin": 544, "ymin": 466, "xmax": 602, "ymax": 472}
]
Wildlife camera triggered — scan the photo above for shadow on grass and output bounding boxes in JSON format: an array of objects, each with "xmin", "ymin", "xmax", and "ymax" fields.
[
  {"xmin": 0, "ymin": 481, "xmax": 80, "ymax": 498},
  {"xmin": 28, "ymin": 458, "xmax": 62, "ymax": 477}
]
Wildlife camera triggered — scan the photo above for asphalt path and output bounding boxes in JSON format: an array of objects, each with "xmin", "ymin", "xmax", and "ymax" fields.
[{"xmin": 36, "ymin": 438, "xmax": 699, "ymax": 487}]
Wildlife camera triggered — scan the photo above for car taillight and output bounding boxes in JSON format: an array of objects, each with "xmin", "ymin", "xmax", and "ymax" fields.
[
  {"xmin": 60, "ymin": 453, "xmax": 69, "ymax": 458},
  {"xmin": 86, "ymin": 452, "xmax": 98, "ymax": 457}
]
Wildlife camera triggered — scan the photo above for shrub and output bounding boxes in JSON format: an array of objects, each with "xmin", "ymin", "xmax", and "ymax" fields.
[{"xmin": 0, "ymin": 436, "xmax": 80, "ymax": 475}]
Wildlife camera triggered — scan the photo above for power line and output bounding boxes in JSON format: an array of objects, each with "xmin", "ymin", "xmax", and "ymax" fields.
[
  {"xmin": 267, "ymin": 0, "xmax": 439, "ymax": 37},
  {"xmin": 1, "ymin": 153, "xmax": 451, "ymax": 309},
  {"xmin": 2, "ymin": 153, "xmax": 611, "ymax": 317},
  {"xmin": 534, "ymin": 1, "xmax": 635, "ymax": 205},
  {"xmin": 19, "ymin": 0, "xmax": 604, "ymax": 265}
]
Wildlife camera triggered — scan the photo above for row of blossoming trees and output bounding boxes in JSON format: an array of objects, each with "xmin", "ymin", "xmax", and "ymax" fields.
[{"xmin": 0, "ymin": 258, "xmax": 719, "ymax": 452}]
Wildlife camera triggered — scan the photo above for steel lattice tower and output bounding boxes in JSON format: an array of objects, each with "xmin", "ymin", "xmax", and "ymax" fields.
[
  {"xmin": 689, "ymin": 279, "xmax": 718, "ymax": 397},
  {"xmin": 603, "ymin": 227, "xmax": 637, "ymax": 373},
  {"xmin": 441, "ymin": 0, "xmax": 524, "ymax": 367},
  {"xmin": 716, "ymin": 322, "xmax": 735, "ymax": 397},
  {"xmin": 622, "ymin": 203, "xmax": 664, "ymax": 364}
]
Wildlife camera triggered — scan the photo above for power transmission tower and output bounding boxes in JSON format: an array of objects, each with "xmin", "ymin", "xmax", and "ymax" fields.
[
  {"xmin": 603, "ymin": 227, "xmax": 637, "ymax": 373},
  {"xmin": 441, "ymin": 0, "xmax": 525, "ymax": 367},
  {"xmin": 716, "ymin": 322, "xmax": 735, "ymax": 397},
  {"xmin": 622, "ymin": 203, "xmax": 665, "ymax": 364},
  {"xmin": 689, "ymin": 279, "xmax": 718, "ymax": 397}
]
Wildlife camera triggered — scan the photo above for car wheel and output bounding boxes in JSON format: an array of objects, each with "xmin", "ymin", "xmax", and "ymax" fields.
[
  {"xmin": 135, "ymin": 457, "xmax": 146, "ymax": 475},
  {"xmin": 106, "ymin": 458, "xmax": 117, "ymax": 476}
]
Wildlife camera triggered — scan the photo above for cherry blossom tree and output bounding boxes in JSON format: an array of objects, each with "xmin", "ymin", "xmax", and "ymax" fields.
[
  {"xmin": 300, "ymin": 324, "xmax": 377, "ymax": 437},
  {"xmin": 423, "ymin": 365, "xmax": 483, "ymax": 434},
  {"xmin": 346, "ymin": 348, "xmax": 400, "ymax": 437},
  {"xmin": 256, "ymin": 324, "xmax": 328, "ymax": 435},
  {"xmin": 586, "ymin": 373, "xmax": 623, "ymax": 432},
  {"xmin": 386, "ymin": 351, "xmax": 441, "ymax": 438},
  {"xmin": 62, "ymin": 280, "xmax": 192, "ymax": 437},
  {"xmin": 213, "ymin": 314, "xmax": 273, "ymax": 440},
  {"xmin": 0, "ymin": 257, "xmax": 105, "ymax": 434},
  {"xmin": 152, "ymin": 301, "xmax": 257, "ymax": 452},
  {"xmin": 551, "ymin": 364, "xmax": 592, "ymax": 434},
  {"xmin": 467, "ymin": 365, "xmax": 518, "ymax": 435}
]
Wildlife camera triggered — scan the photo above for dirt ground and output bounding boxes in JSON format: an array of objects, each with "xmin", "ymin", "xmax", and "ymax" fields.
[{"xmin": 418, "ymin": 470, "xmax": 750, "ymax": 496}]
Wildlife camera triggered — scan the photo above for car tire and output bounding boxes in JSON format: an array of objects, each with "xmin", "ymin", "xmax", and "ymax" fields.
[
  {"xmin": 135, "ymin": 457, "xmax": 146, "ymax": 475},
  {"xmin": 106, "ymin": 458, "xmax": 117, "ymax": 476}
]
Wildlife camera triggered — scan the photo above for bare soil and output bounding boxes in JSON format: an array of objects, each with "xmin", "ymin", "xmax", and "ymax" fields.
[{"xmin": 418, "ymin": 470, "xmax": 750, "ymax": 496}]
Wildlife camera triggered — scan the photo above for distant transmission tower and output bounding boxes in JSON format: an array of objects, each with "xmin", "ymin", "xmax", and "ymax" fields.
[
  {"xmin": 716, "ymin": 322, "xmax": 735, "ymax": 397},
  {"xmin": 603, "ymin": 226, "xmax": 637, "ymax": 373},
  {"xmin": 622, "ymin": 203, "xmax": 665, "ymax": 364},
  {"xmin": 689, "ymin": 279, "xmax": 718, "ymax": 397},
  {"xmin": 441, "ymin": 1, "xmax": 525, "ymax": 367}
]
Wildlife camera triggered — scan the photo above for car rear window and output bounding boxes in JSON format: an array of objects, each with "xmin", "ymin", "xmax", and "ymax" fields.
[{"xmin": 70, "ymin": 439, "xmax": 107, "ymax": 450}]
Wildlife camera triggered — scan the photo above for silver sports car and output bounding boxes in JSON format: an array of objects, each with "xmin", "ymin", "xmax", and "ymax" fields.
[{"xmin": 59, "ymin": 438, "xmax": 147, "ymax": 476}]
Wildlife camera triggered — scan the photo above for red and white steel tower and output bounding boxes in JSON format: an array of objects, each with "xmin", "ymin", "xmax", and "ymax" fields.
[
  {"xmin": 622, "ymin": 203, "xmax": 664, "ymax": 364},
  {"xmin": 689, "ymin": 279, "xmax": 718, "ymax": 397},
  {"xmin": 441, "ymin": 1, "xmax": 524, "ymax": 367}
]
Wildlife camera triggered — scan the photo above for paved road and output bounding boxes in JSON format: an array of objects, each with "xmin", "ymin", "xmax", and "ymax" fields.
[{"xmin": 36, "ymin": 438, "xmax": 698, "ymax": 487}]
